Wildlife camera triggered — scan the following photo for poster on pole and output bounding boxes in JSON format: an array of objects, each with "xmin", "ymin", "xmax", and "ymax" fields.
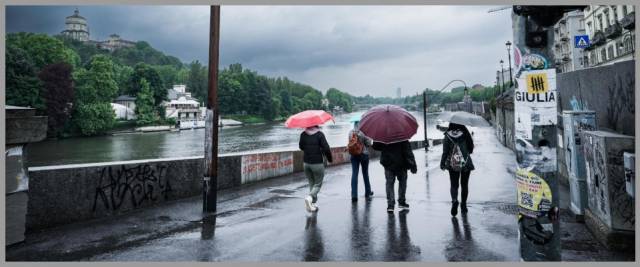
[{"xmin": 514, "ymin": 69, "xmax": 557, "ymax": 139}]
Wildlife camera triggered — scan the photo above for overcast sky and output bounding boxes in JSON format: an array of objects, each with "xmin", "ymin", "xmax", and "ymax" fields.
[{"xmin": 6, "ymin": 5, "xmax": 513, "ymax": 97}]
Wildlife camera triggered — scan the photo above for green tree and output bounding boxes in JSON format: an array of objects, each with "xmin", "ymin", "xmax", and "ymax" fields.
[
  {"xmin": 5, "ymin": 42, "xmax": 44, "ymax": 110},
  {"xmin": 186, "ymin": 60, "xmax": 208, "ymax": 103},
  {"xmin": 72, "ymin": 55, "xmax": 118, "ymax": 136},
  {"xmin": 7, "ymin": 32, "xmax": 79, "ymax": 70},
  {"xmin": 135, "ymin": 79, "xmax": 157, "ymax": 126},
  {"xmin": 126, "ymin": 63, "xmax": 166, "ymax": 116}
]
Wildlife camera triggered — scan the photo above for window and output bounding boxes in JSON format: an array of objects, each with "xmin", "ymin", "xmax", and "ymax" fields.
[
  {"xmin": 587, "ymin": 21, "xmax": 593, "ymax": 33},
  {"xmin": 623, "ymin": 5, "xmax": 628, "ymax": 15},
  {"xmin": 607, "ymin": 45, "xmax": 615, "ymax": 60},
  {"xmin": 600, "ymin": 48, "xmax": 607, "ymax": 62},
  {"xmin": 597, "ymin": 14, "xmax": 603, "ymax": 30}
]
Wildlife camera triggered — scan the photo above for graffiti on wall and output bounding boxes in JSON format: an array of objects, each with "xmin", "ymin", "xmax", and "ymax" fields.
[
  {"xmin": 583, "ymin": 132, "xmax": 635, "ymax": 231},
  {"xmin": 606, "ymin": 73, "xmax": 635, "ymax": 134},
  {"xmin": 241, "ymin": 153, "xmax": 294, "ymax": 184},
  {"xmin": 92, "ymin": 164, "xmax": 171, "ymax": 212}
]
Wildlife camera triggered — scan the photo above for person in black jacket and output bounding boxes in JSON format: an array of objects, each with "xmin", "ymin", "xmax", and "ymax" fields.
[
  {"xmin": 372, "ymin": 140, "xmax": 417, "ymax": 212},
  {"xmin": 299, "ymin": 125, "xmax": 333, "ymax": 212},
  {"xmin": 440, "ymin": 123, "xmax": 475, "ymax": 216}
]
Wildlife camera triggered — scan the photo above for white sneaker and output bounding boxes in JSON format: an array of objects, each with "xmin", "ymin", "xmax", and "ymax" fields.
[{"xmin": 304, "ymin": 196, "xmax": 313, "ymax": 212}]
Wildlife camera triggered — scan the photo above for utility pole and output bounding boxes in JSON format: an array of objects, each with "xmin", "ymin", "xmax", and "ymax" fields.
[
  {"xmin": 511, "ymin": 5, "xmax": 584, "ymax": 261},
  {"xmin": 203, "ymin": 5, "xmax": 220, "ymax": 213},
  {"xmin": 423, "ymin": 91, "xmax": 428, "ymax": 151}
]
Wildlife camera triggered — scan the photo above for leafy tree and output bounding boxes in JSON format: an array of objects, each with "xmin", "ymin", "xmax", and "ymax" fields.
[
  {"xmin": 186, "ymin": 60, "xmax": 208, "ymax": 103},
  {"xmin": 7, "ymin": 32, "xmax": 79, "ymax": 70},
  {"xmin": 113, "ymin": 64, "xmax": 134, "ymax": 95},
  {"xmin": 73, "ymin": 103, "xmax": 116, "ymax": 136},
  {"xmin": 135, "ymin": 79, "xmax": 157, "ymax": 126},
  {"xmin": 326, "ymin": 88, "xmax": 353, "ymax": 112},
  {"xmin": 72, "ymin": 55, "xmax": 118, "ymax": 135},
  {"xmin": 5, "ymin": 43, "xmax": 44, "ymax": 110},
  {"xmin": 38, "ymin": 63, "xmax": 75, "ymax": 137},
  {"xmin": 126, "ymin": 63, "xmax": 166, "ymax": 116}
]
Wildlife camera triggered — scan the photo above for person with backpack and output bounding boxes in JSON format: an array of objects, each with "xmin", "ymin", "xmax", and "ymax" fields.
[
  {"xmin": 372, "ymin": 140, "xmax": 417, "ymax": 212},
  {"xmin": 348, "ymin": 121, "xmax": 374, "ymax": 202},
  {"xmin": 440, "ymin": 123, "xmax": 475, "ymax": 216},
  {"xmin": 299, "ymin": 125, "xmax": 333, "ymax": 212}
]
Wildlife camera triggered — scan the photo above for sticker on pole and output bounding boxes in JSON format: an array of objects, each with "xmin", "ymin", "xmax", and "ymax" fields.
[
  {"xmin": 574, "ymin": 35, "xmax": 590, "ymax": 49},
  {"xmin": 526, "ymin": 72, "xmax": 549, "ymax": 94},
  {"xmin": 516, "ymin": 168, "xmax": 553, "ymax": 218}
]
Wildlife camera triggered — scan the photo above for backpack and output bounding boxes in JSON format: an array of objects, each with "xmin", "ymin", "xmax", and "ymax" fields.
[
  {"xmin": 447, "ymin": 135, "xmax": 467, "ymax": 172},
  {"xmin": 347, "ymin": 131, "xmax": 364, "ymax": 156}
]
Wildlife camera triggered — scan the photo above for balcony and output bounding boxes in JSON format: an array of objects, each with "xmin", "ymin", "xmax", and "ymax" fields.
[
  {"xmin": 621, "ymin": 12, "xmax": 635, "ymax": 30},
  {"xmin": 605, "ymin": 23, "xmax": 622, "ymax": 39},
  {"xmin": 561, "ymin": 35, "xmax": 570, "ymax": 42},
  {"xmin": 562, "ymin": 53, "xmax": 571, "ymax": 62},
  {"xmin": 592, "ymin": 31, "xmax": 606, "ymax": 46}
]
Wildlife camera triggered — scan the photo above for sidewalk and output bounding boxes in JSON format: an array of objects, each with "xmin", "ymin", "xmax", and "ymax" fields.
[{"xmin": 7, "ymin": 127, "xmax": 521, "ymax": 261}]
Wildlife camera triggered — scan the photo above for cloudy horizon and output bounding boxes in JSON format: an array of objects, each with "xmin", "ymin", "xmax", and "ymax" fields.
[{"xmin": 6, "ymin": 5, "xmax": 513, "ymax": 97}]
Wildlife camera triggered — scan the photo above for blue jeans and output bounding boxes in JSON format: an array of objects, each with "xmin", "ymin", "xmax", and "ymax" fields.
[{"xmin": 351, "ymin": 154, "xmax": 371, "ymax": 198}]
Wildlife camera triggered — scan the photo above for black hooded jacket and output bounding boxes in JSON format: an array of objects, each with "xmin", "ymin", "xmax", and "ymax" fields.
[
  {"xmin": 372, "ymin": 140, "xmax": 417, "ymax": 173},
  {"xmin": 440, "ymin": 126, "xmax": 475, "ymax": 172}
]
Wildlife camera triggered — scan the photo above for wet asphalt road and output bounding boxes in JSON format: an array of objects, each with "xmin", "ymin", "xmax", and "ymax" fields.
[{"xmin": 7, "ymin": 127, "xmax": 521, "ymax": 261}]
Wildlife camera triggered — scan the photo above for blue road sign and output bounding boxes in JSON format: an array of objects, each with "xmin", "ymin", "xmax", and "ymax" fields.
[{"xmin": 575, "ymin": 35, "xmax": 590, "ymax": 48}]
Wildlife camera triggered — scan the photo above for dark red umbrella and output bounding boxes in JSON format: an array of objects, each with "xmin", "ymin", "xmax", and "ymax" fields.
[
  {"xmin": 284, "ymin": 110, "xmax": 334, "ymax": 128},
  {"xmin": 359, "ymin": 105, "xmax": 418, "ymax": 144}
]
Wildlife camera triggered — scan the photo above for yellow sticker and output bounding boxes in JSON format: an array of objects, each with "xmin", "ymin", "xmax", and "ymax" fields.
[
  {"xmin": 516, "ymin": 168, "xmax": 552, "ymax": 215},
  {"xmin": 526, "ymin": 72, "xmax": 548, "ymax": 94}
]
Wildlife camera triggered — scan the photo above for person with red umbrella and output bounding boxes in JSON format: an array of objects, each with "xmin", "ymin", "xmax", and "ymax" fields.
[
  {"xmin": 286, "ymin": 110, "xmax": 334, "ymax": 212},
  {"xmin": 360, "ymin": 105, "xmax": 418, "ymax": 213}
]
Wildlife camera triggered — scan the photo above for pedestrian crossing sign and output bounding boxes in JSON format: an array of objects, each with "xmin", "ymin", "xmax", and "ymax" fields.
[{"xmin": 575, "ymin": 35, "xmax": 590, "ymax": 48}]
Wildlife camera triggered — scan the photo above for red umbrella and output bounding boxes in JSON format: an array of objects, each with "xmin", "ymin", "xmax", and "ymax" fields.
[
  {"xmin": 284, "ymin": 110, "xmax": 334, "ymax": 128},
  {"xmin": 359, "ymin": 105, "xmax": 418, "ymax": 144}
]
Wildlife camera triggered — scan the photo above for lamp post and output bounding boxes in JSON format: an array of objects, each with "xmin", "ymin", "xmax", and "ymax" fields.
[
  {"xmin": 506, "ymin": 41, "xmax": 513, "ymax": 86},
  {"xmin": 500, "ymin": 59, "xmax": 505, "ymax": 93},
  {"xmin": 423, "ymin": 79, "xmax": 468, "ymax": 152}
]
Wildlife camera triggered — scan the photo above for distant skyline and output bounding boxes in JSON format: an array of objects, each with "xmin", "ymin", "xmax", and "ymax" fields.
[{"xmin": 6, "ymin": 5, "xmax": 513, "ymax": 97}]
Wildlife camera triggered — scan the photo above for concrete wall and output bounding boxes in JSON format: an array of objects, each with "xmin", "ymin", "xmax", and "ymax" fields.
[
  {"xmin": 555, "ymin": 60, "xmax": 635, "ymax": 185},
  {"xmin": 556, "ymin": 60, "xmax": 635, "ymax": 136},
  {"xmin": 26, "ymin": 141, "xmax": 425, "ymax": 231},
  {"xmin": 495, "ymin": 106, "xmax": 515, "ymax": 151}
]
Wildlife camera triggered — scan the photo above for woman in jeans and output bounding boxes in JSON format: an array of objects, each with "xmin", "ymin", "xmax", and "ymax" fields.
[
  {"xmin": 440, "ymin": 123, "xmax": 475, "ymax": 216},
  {"xmin": 299, "ymin": 125, "xmax": 333, "ymax": 212},
  {"xmin": 349, "ymin": 121, "xmax": 374, "ymax": 202}
]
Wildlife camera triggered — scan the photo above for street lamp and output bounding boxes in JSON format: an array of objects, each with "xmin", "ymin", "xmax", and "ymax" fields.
[
  {"xmin": 499, "ymin": 59, "xmax": 505, "ymax": 93},
  {"xmin": 423, "ymin": 79, "xmax": 468, "ymax": 152},
  {"xmin": 506, "ymin": 41, "xmax": 513, "ymax": 86}
]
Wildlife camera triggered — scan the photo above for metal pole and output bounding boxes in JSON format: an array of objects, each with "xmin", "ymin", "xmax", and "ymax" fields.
[
  {"xmin": 203, "ymin": 5, "xmax": 220, "ymax": 213},
  {"xmin": 500, "ymin": 67, "xmax": 505, "ymax": 93},
  {"xmin": 423, "ymin": 91, "xmax": 428, "ymax": 151},
  {"xmin": 507, "ymin": 43, "xmax": 513, "ymax": 86}
]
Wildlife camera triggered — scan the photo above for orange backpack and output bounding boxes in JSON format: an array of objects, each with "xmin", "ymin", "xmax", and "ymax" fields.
[{"xmin": 348, "ymin": 132, "xmax": 364, "ymax": 156}]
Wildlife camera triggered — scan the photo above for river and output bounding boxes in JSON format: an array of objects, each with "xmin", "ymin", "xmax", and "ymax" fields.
[{"xmin": 25, "ymin": 111, "xmax": 444, "ymax": 167}]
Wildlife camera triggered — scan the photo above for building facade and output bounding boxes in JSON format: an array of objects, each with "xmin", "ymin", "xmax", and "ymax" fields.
[
  {"xmin": 553, "ymin": 10, "xmax": 587, "ymax": 73},
  {"xmin": 583, "ymin": 5, "xmax": 635, "ymax": 67},
  {"xmin": 61, "ymin": 9, "xmax": 136, "ymax": 52},
  {"xmin": 164, "ymin": 85, "xmax": 202, "ymax": 122},
  {"xmin": 61, "ymin": 8, "xmax": 90, "ymax": 42}
]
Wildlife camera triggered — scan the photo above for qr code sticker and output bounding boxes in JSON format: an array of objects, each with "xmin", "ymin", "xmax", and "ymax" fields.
[{"xmin": 521, "ymin": 192, "xmax": 533, "ymax": 207}]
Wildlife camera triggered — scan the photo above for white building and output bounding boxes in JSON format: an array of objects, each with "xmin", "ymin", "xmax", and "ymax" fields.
[
  {"xmin": 97, "ymin": 34, "xmax": 136, "ymax": 52},
  {"xmin": 583, "ymin": 5, "xmax": 635, "ymax": 67},
  {"xmin": 164, "ymin": 85, "xmax": 202, "ymax": 122},
  {"xmin": 61, "ymin": 8, "xmax": 90, "ymax": 42},
  {"xmin": 113, "ymin": 95, "xmax": 137, "ymax": 120},
  {"xmin": 553, "ymin": 10, "xmax": 587, "ymax": 73}
]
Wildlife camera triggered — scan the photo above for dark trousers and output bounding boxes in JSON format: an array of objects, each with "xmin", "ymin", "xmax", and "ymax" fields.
[
  {"xmin": 448, "ymin": 170, "xmax": 471, "ymax": 203},
  {"xmin": 385, "ymin": 169, "xmax": 407, "ymax": 206},
  {"xmin": 350, "ymin": 154, "xmax": 371, "ymax": 198}
]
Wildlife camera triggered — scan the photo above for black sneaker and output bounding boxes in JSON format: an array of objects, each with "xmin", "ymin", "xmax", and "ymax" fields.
[
  {"xmin": 387, "ymin": 205, "xmax": 394, "ymax": 213},
  {"xmin": 451, "ymin": 201, "xmax": 459, "ymax": 217},
  {"xmin": 461, "ymin": 202, "xmax": 468, "ymax": 214},
  {"xmin": 399, "ymin": 202, "xmax": 410, "ymax": 210}
]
